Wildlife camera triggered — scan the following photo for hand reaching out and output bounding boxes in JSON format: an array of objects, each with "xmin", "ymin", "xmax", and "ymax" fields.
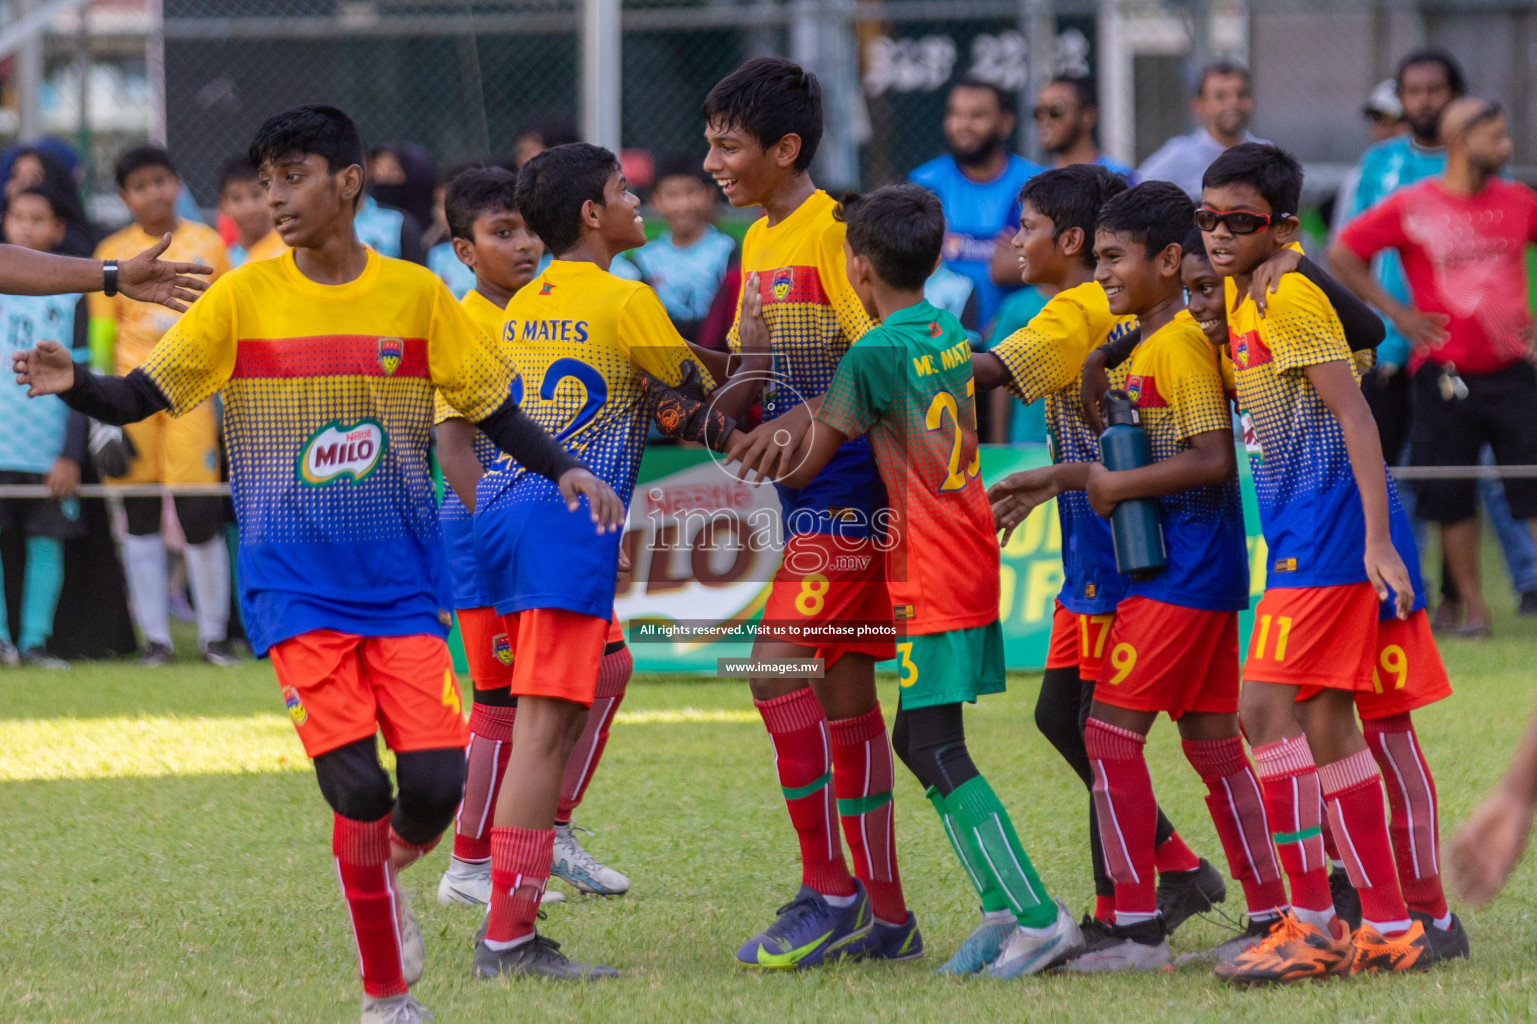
[
  {"xmin": 118, "ymin": 233, "xmax": 214, "ymax": 312},
  {"xmin": 13, "ymin": 339, "xmax": 78, "ymax": 397}
]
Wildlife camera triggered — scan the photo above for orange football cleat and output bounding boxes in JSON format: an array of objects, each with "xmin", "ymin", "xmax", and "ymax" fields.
[
  {"xmin": 1214, "ymin": 912, "xmax": 1354, "ymax": 985},
  {"xmin": 1350, "ymin": 920, "xmax": 1433, "ymax": 974}
]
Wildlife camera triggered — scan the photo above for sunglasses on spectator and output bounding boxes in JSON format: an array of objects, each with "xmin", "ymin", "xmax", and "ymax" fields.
[
  {"xmin": 1193, "ymin": 208, "xmax": 1292, "ymax": 234},
  {"xmin": 1032, "ymin": 104, "xmax": 1075, "ymax": 121}
]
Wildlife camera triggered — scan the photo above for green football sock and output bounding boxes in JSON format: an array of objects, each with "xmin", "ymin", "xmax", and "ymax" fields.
[
  {"xmin": 926, "ymin": 785, "xmax": 1008, "ymax": 914},
  {"xmin": 20, "ymin": 536, "xmax": 63, "ymax": 651},
  {"xmin": 944, "ymin": 776, "xmax": 1055, "ymax": 928}
]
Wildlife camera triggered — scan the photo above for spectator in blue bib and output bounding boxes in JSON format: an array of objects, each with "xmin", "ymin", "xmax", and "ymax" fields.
[{"xmin": 909, "ymin": 78, "xmax": 1041, "ymax": 330}]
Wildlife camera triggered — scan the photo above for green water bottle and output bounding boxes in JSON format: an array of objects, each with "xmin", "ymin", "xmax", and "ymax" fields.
[{"xmin": 1099, "ymin": 389, "xmax": 1167, "ymax": 579}]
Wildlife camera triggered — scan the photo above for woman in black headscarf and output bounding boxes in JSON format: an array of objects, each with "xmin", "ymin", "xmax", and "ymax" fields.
[
  {"xmin": 4, "ymin": 144, "xmax": 99, "ymax": 257},
  {"xmin": 369, "ymin": 142, "xmax": 437, "ymax": 259}
]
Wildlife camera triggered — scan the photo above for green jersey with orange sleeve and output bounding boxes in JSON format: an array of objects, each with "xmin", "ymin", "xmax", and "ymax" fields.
[{"xmin": 818, "ymin": 300, "xmax": 997, "ymax": 635}]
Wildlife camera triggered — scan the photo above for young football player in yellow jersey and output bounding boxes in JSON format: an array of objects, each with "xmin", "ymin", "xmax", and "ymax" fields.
[
  {"xmin": 469, "ymin": 142, "xmax": 767, "ymax": 981},
  {"xmin": 1200, "ymin": 143, "xmax": 1432, "ymax": 982},
  {"xmin": 430, "ymin": 167, "xmax": 634, "ymax": 909},
  {"xmin": 1034, "ymin": 182, "xmax": 1289, "ymax": 973},
  {"xmin": 91, "ymin": 145, "xmax": 235, "ymax": 667},
  {"xmin": 16, "ymin": 106, "xmax": 621, "ymax": 1024},
  {"xmin": 733, "ymin": 184, "xmax": 1081, "ymax": 976},
  {"xmin": 976, "ymin": 164, "xmax": 1224, "ymax": 942},
  {"xmin": 702, "ymin": 56, "xmax": 917, "ymax": 968}
]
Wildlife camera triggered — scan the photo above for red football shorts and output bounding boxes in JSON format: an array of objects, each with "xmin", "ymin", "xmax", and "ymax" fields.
[
  {"xmin": 503, "ymin": 607, "xmax": 608, "ymax": 707},
  {"xmin": 1093, "ymin": 597, "xmax": 1240, "ymax": 718},
  {"xmin": 762, "ymin": 533, "xmax": 895, "ymax": 666},
  {"xmin": 1046, "ymin": 600, "xmax": 1078, "ymax": 669},
  {"xmin": 270, "ymin": 630, "xmax": 467, "ymax": 759},
  {"xmin": 1245, "ymin": 582, "xmax": 1378, "ymax": 693},
  {"xmin": 456, "ymin": 606, "xmax": 515, "ymax": 690},
  {"xmin": 1045, "ymin": 600, "xmax": 1116, "ymax": 683},
  {"xmin": 606, "ymin": 612, "xmax": 625, "ymax": 648},
  {"xmin": 1352, "ymin": 610, "xmax": 1452, "ymax": 718}
]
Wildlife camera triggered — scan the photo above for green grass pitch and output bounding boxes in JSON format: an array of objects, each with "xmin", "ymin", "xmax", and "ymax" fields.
[{"xmin": 4, "ymin": 607, "xmax": 1537, "ymax": 1024}]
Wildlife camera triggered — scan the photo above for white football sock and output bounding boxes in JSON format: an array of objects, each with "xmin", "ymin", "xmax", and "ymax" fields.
[
  {"xmin": 122, "ymin": 533, "xmax": 172, "ymax": 647},
  {"xmin": 184, "ymin": 537, "xmax": 231, "ymax": 647}
]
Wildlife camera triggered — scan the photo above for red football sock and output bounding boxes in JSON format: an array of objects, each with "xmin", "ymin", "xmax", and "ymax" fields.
[
  {"xmin": 1095, "ymin": 894, "xmax": 1116, "ymax": 925},
  {"xmin": 389, "ymin": 828, "xmax": 439, "ymax": 875},
  {"xmin": 1153, "ymin": 831, "xmax": 1201, "ymax": 875},
  {"xmin": 1085, "ymin": 718, "xmax": 1157, "ymax": 921},
  {"xmin": 1321, "ymin": 801, "xmax": 1345, "ymax": 866},
  {"xmin": 755, "ymin": 688, "xmax": 854, "ymax": 897},
  {"xmin": 556, "ymin": 646, "xmax": 631, "ymax": 822},
  {"xmin": 829, "ymin": 703, "xmax": 906, "ymax": 924},
  {"xmin": 332, "ymin": 813, "xmax": 406, "ymax": 998},
  {"xmin": 1320, "ymin": 749, "xmax": 1410, "ymax": 934},
  {"xmin": 1251, "ymin": 735, "xmax": 1333, "ymax": 917},
  {"xmin": 453, "ymin": 700, "xmax": 516, "ymax": 863},
  {"xmin": 1183, "ymin": 737, "xmax": 1288, "ymax": 919},
  {"xmin": 1364, "ymin": 713, "xmax": 1448, "ymax": 921},
  {"xmin": 485, "ymin": 826, "xmax": 555, "ymax": 945}
]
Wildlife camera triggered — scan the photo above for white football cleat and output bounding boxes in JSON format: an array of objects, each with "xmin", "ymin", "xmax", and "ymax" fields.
[
  {"xmin": 437, "ymin": 857, "xmax": 564, "ymax": 907},
  {"xmin": 551, "ymin": 823, "xmax": 631, "ymax": 896}
]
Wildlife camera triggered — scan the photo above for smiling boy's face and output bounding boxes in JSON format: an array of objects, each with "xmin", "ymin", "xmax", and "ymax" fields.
[
  {"xmin": 1093, "ymin": 228, "xmax": 1175, "ymax": 318},
  {"xmin": 1182, "ymin": 252, "xmax": 1227, "ymax": 345}
]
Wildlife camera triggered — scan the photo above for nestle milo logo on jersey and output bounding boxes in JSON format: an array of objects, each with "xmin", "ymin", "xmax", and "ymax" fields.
[
  {"xmin": 297, "ymin": 419, "xmax": 388, "ymax": 486},
  {"xmin": 378, "ymin": 337, "xmax": 403, "ymax": 375}
]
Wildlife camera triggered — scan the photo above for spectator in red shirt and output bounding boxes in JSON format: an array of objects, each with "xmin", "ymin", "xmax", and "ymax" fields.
[{"xmin": 1331, "ymin": 98, "xmax": 1537, "ymax": 637}]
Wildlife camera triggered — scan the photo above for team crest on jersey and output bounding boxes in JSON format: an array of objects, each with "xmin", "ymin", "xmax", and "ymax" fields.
[
  {"xmin": 282, "ymin": 686, "xmax": 308, "ymax": 726},
  {"xmin": 928, "ymin": 322, "xmax": 942, "ymax": 338},
  {"xmin": 378, "ymin": 337, "xmax": 403, "ymax": 375},
  {"xmin": 1125, "ymin": 375, "xmax": 1143, "ymax": 404},
  {"xmin": 297, "ymin": 419, "xmax": 388, "ymax": 486},
  {"xmin": 493, "ymin": 633, "xmax": 513, "ymax": 666},
  {"xmin": 1233, "ymin": 335, "xmax": 1249, "ymax": 366},
  {"xmin": 771, "ymin": 271, "xmax": 792, "ymax": 301},
  {"xmin": 540, "ymin": 282, "xmax": 555, "ymax": 296}
]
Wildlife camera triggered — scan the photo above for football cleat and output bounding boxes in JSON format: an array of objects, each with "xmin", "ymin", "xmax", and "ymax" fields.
[
  {"xmin": 1175, "ymin": 914, "xmax": 1282, "ymax": 966},
  {"xmin": 551, "ymin": 822, "xmax": 630, "ymax": 895},
  {"xmin": 360, "ymin": 994, "xmax": 434, "ymax": 1024},
  {"xmin": 473, "ymin": 932, "xmax": 618, "ymax": 980},
  {"xmin": 936, "ymin": 915, "xmax": 1016, "ymax": 975},
  {"xmin": 139, "ymin": 641, "xmax": 174, "ymax": 667},
  {"xmin": 1064, "ymin": 916, "xmax": 1171, "ymax": 973},
  {"xmin": 1409, "ymin": 910, "xmax": 1470, "ymax": 964},
  {"xmin": 1215, "ymin": 912, "xmax": 1353, "ymax": 984},
  {"xmin": 436, "ymin": 858, "xmax": 564, "ymax": 907},
  {"xmin": 845, "ymin": 910, "xmax": 924, "ymax": 962},
  {"xmin": 0, "ymin": 640, "xmax": 18, "ymax": 668},
  {"xmin": 735, "ymin": 883, "xmax": 872, "ymax": 970},
  {"xmin": 1156, "ymin": 858, "xmax": 1227, "ymax": 933},
  {"xmin": 1350, "ymin": 920, "xmax": 1432, "ymax": 974},
  {"xmin": 988, "ymin": 900, "xmax": 1085, "ymax": 978},
  {"xmin": 394, "ymin": 882, "xmax": 424, "ymax": 987}
]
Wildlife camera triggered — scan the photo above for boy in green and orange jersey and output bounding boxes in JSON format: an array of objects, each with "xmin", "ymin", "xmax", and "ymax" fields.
[{"xmin": 731, "ymin": 184, "xmax": 1083, "ymax": 978}]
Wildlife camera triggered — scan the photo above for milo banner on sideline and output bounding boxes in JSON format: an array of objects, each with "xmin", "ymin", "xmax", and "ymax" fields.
[{"xmin": 610, "ymin": 445, "xmax": 1269, "ymax": 674}]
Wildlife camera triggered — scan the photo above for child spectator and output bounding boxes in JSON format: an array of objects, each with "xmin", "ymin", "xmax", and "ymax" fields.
[
  {"xmin": 218, "ymin": 157, "xmax": 285, "ymax": 267},
  {"xmin": 629, "ymin": 155, "xmax": 736, "ymax": 342}
]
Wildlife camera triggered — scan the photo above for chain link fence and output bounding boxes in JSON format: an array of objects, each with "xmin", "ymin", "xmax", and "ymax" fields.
[{"xmin": 1, "ymin": 0, "xmax": 1535, "ymax": 217}]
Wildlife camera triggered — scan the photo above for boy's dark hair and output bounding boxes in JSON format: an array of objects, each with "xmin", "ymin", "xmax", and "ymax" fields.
[
  {"xmin": 652, "ymin": 153, "xmax": 711, "ymax": 189},
  {"xmin": 1018, "ymin": 163, "xmax": 1129, "ymax": 267},
  {"xmin": 834, "ymin": 184, "xmax": 944, "ymax": 293},
  {"xmin": 115, "ymin": 145, "xmax": 177, "ymax": 189},
  {"xmin": 1049, "ymin": 73, "xmax": 1098, "ymax": 111},
  {"xmin": 1195, "ymin": 59, "xmax": 1251, "ymax": 97},
  {"xmin": 10, "ymin": 184, "xmax": 67, "ymax": 222},
  {"xmin": 248, "ymin": 105, "xmax": 365, "ymax": 177},
  {"xmin": 217, "ymin": 156, "xmax": 259, "ymax": 194},
  {"xmin": 1095, "ymin": 180, "xmax": 1195, "ymax": 259},
  {"xmin": 445, "ymin": 166, "xmax": 519, "ymax": 241},
  {"xmin": 703, "ymin": 57, "xmax": 823, "ymax": 172},
  {"xmin": 1396, "ymin": 47, "xmax": 1465, "ymax": 97},
  {"xmin": 518, "ymin": 116, "xmax": 579, "ymax": 151},
  {"xmin": 1202, "ymin": 142, "xmax": 1303, "ymax": 218},
  {"xmin": 515, "ymin": 142, "xmax": 619, "ymax": 257},
  {"xmin": 1181, "ymin": 225, "xmax": 1207, "ymax": 260},
  {"xmin": 952, "ymin": 76, "xmax": 1017, "ymax": 116}
]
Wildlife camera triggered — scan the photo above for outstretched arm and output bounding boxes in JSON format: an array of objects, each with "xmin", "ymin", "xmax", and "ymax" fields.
[
  {"xmin": 971, "ymin": 352, "xmax": 1012, "ymax": 392},
  {"xmin": 1450, "ymin": 708, "xmax": 1537, "ymax": 907},
  {"xmin": 14, "ymin": 341, "xmax": 169, "ymax": 425},
  {"xmin": 0, "ymin": 234, "xmax": 212, "ymax": 310},
  {"xmin": 473, "ymin": 396, "xmax": 625, "ymax": 533}
]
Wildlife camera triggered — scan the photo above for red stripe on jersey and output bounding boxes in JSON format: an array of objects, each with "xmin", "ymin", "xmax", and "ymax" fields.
[
  {"xmin": 1126, "ymin": 374, "xmax": 1168, "ymax": 408},
  {"xmin": 231, "ymin": 336, "xmax": 430, "ymax": 380},
  {"xmin": 1227, "ymin": 329, "xmax": 1273, "ymax": 370},
  {"xmin": 759, "ymin": 266, "xmax": 829, "ymax": 307}
]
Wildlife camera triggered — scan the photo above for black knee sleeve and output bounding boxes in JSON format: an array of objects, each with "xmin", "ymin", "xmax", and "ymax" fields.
[
  {"xmin": 891, "ymin": 703, "xmax": 979, "ymax": 798},
  {"xmin": 313, "ymin": 737, "xmax": 394, "ymax": 821},
  {"xmin": 1036, "ymin": 666, "xmax": 1093, "ymax": 786},
  {"xmin": 393, "ymin": 747, "xmax": 466, "ymax": 846},
  {"xmin": 174, "ymin": 496, "xmax": 225, "ymax": 545},
  {"xmin": 472, "ymin": 685, "xmax": 518, "ymax": 708},
  {"xmin": 123, "ymin": 496, "xmax": 161, "ymax": 536}
]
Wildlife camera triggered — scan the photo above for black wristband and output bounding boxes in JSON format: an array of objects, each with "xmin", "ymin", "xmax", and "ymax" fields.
[{"xmin": 102, "ymin": 260, "xmax": 118, "ymax": 298}]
